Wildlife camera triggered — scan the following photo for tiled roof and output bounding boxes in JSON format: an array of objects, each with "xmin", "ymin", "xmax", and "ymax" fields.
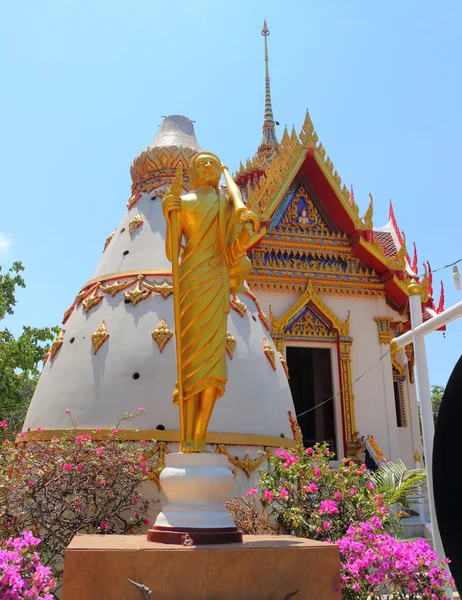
[{"xmin": 373, "ymin": 231, "xmax": 398, "ymax": 258}]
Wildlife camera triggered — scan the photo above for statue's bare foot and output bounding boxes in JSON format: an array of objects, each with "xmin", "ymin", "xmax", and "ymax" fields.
[
  {"xmin": 181, "ymin": 439, "xmax": 195, "ymax": 453},
  {"xmin": 193, "ymin": 440, "xmax": 206, "ymax": 453}
]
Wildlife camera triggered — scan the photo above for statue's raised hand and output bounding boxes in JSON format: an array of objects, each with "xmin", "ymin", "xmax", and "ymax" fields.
[{"xmin": 162, "ymin": 193, "xmax": 182, "ymax": 221}]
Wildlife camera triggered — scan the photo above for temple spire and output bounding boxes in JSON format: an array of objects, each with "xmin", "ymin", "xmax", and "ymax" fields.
[{"xmin": 260, "ymin": 19, "xmax": 278, "ymax": 149}]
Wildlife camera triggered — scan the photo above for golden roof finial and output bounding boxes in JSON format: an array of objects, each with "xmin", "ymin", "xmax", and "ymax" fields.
[{"xmin": 260, "ymin": 19, "xmax": 278, "ymax": 149}]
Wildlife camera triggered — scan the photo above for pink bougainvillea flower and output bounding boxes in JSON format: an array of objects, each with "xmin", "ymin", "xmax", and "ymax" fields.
[
  {"xmin": 99, "ymin": 479, "xmax": 105, "ymax": 485},
  {"xmin": 144, "ymin": 518, "xmax": 151, "ymax": 525},
  {"xmin": 111, "ymin": 429, "xmax": 118, "ymax": 435},
  {"xmin": 306, "ymin": 483, "xmax": 318, "ymax": 494},
  {"xmin": 138, "ymin": 406, "xmax": 145, "ymax": 412},
  {"xmin": 19, "ymin": 432, "xmax": 25, "ymax": 439},
  {"xmin": 280, "ymin": 487, "xmax": 289, "ymax": 500},
  {"xmin": 140, "ymin": 440, "xmax": 146, "ymax": 444},
  {"xmin": 305, "ymin": 447, "xmax": 314, "ymax": 455},
  {"xmin": 65, "ymin": 408, "xmax": 70, "ymax": 414},
  {"xmin": 263, "ymin": 489, "xmax": 273, "ymax": 503},
  {"xmin": 323, "ymin": 521, "xmax": 331, "ymax": 530},
  {"xmin": 3, "ymin": 439, "xmax": 8, "ymax": 445},
  {"xmin": 0, "ymin": 420, "xmax": 7, "ymax": 429},
  {"xmin": 366, "ymin": 481, "xmax": 374, "ymax": 490},
  {"xmin": 314, "ymin": 466, "xmax": 321, "ymax": 478},
  {"xmin": 62, "ymin": 463, "xmax": 73, "ymax": 471},
  {"xmin": 100, "ymin": 521, "xmax": 108, "ymax": 531},
  {"xmin": 37, "ymin": 427, "xmax": 43, "ymax": 432},
  {"xmin": 247, "ymin": 487, "xmax": 258, "ymax": 497},
  {"xmin": 28, "ymin": 481, "xmax": 33, "ymax": 487}
]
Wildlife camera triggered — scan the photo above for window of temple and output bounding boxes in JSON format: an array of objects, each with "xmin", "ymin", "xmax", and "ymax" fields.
[
  {"xmin": 393, "ymin": 370, "xmax": 407, "ymax": 427},
  {"xmin": 286, "ymin": 346, "xmax": 337, "ymax": 455}
]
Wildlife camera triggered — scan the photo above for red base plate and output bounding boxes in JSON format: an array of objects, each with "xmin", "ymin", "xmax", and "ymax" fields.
[{"xmin": 147, "ymin": 526, "xmax": 243, "ymax": 545}]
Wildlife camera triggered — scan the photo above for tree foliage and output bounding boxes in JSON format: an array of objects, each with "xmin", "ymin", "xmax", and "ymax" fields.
[
  {"xmin": 431, "ymin": 384, "xmax": 445, "ymax": 424},
  {"xmin": 0, "ymin": 262, "xmax": 58, "ymax": 433}
]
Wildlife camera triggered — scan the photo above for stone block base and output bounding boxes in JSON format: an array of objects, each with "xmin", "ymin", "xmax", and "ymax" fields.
[{"xmin": 62, "ymin": 535, "xmax": 340, "ymax": 600}]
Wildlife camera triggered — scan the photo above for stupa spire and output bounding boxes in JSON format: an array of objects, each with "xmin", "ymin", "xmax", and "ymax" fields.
[{"xmin": 260, "ymin": 19, "xmax": 278, "ymax": 148}]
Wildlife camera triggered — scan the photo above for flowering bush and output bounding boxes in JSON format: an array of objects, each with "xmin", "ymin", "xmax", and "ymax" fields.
[
  {"xmin": 244, "ymin": 442, "xmax": 398, "ymax": 541},
  {"xmin": 338, "ymin": 520, "xmax": 453, "ymax": 599},
  {"xmin": 0, "ymin": 411, "xmax": 158, "ymax": 592},
  {"xmin": 0, "ymin": 530, "xmax": 56, "ymax": 599}
]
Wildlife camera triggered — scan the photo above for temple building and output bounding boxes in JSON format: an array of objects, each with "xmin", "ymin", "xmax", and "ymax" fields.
[
  {"xmin": 22, "ymin": 22, "xmax": 441, "ymax": 491},
  {"xmin": 235, "ymin": 20, "xmax": 443, "ymax": 467}
]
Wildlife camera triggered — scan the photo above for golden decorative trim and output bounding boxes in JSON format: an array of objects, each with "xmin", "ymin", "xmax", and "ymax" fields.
[
  {"xmin": 278, "ymin": 351, "xmax": 289, "ymax": 379},
  {"xmin": 152, "ymin": 318, "xmax": 173, "ymax": 352},
  {"xmin": 263, "ymin": 337, "xmax": 276, "ymax": 371},
  {"xmin": 75, "ymin": 284, "xmax": 96, "ymax": 306},
  {"xmin": 18, "ymin": 429, "xmax": 297, "ymax": 449},
  {"xmin": 374, "ymin": 318, "xmax": 394, "ymax": 344},
  {"xmin": 127, "ymin": 192, "xmax": 142, "ymax": 210},
  {"xmin": 357, "ymin": 237, "xmax": 389, "ymax": 269},
  {"xmin": 358, "ymin": 193, "xmax": 374, "ymax": 230},
  {"xmin": 216, "ymin": 444, "xmax": 270, "ymax": 478},
  {"xmin": 100, "ymin": 278, "xmax": 138, "ymax": 297},
  {"xmin": 91, "ymin": 321, "xmax": 109, "ymax": 354},
  {"xmin": 248, "ymin": 279, "xmax": 385, "ymax": 298},
  {"xmin": 244, "ymin": 290, "xmax": 270, "ymax": 330},
  {"xmin": 230, "ymin": 295, "xmax": 247, "ymax": 317},
  {"xmin": 128, "ymin": 212, "xmax": 144, "ymax": 236},
  {"xmin": 130, "ymin": 145, "xmax": 195, "ymax": 196},
  {"xmin": 271, "ymin": 280, "xmax": 350, "ymax": 339},
  {"xmin": 62, "ymin": 303, "xmax": 74, "ymax": 325},
  {"xmin": 124, "ymin": 275, "xmax": 150, "ymax": 306},
  {"xmin": 103, "ymin": 230, "xmax": 115, "ymax": 253},
  {"xmin": 49, "ymin": 329, "xmax": 64, "ymax": 361},
  {"xmin": 270, "ymin": 281, "xmax": 356, "ymax": 448},
  {"xmin": 388, "ymin": 231, "xmax": 407, "ymax": 271},
  {"xmin": 143, "ymin": 279, "xmax": 173, "ymax": 299},
  {"xmin": 82, "ymin": 285, "xmax": 103, "ymax": 313},
  {"xmin": 144, "ymin": 441, "xmax": 171, "ymax": 489},
  {"xmin": 288, "ymin": 410, "xmax": 303, "ymax": 445},
  {"xmin": 83, "ymin": 270, "xmax": 172, "ymax": 288},
  {"xmin": 405, "ymin": 343, "xmax": 415, "ymax": 384},
  {"xmin": 390, "ymin": 341, "xmax": 406, "ymax": 378},
  {"xmin": 414, "ymin": 451, "xmax": 421, "ymax": 463},
  {"xmin": 225, "ymin": 331, "xmax": 236, "ymax": 359},
  {"xmin": 393, "ymin": 375, "xmax": 408, "ymax": 427}
]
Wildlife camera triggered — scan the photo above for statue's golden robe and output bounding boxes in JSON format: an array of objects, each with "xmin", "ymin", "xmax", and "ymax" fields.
[{"xmin": 172, "ymin": 190, "xmax": 246, "ymax": 404}]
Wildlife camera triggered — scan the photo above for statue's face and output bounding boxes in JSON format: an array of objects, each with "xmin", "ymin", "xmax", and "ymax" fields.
[{"xmin": 192, "ymin": 154, "xmax": 221, "ymax": 187}]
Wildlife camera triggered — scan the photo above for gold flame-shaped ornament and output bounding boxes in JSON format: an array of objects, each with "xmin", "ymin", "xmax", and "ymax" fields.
[
  {"xmin": 151, "ymin": 319, "xmax": 173, "ymax": 352},
  {"xmin": 230, "ymin": 295, "xmax": 247, "ymax": 317},
  {"xmin": 91, "ymin": 321, "xmax": 110, "ymax": 354},
  {"xmin": 225, "ymin": 331, "xmax": 237, "ymax": 359},
  {"xmin": 49, "ymin": 329, "xmax": 64, "ymax": 361},
  {"xmin": 263, "ymin": 337, "xmax": 276, "ymax": 371}
]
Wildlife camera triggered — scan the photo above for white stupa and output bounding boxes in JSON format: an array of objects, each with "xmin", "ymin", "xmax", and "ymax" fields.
[{"xmin": 23, "ymin": 116, "xmax": 296, "ymax": 493}]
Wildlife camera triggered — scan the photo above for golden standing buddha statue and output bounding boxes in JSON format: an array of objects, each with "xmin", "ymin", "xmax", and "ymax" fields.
[{"xmin": 162, "ymin": 152, "xmax": 258, "ymax": 452}]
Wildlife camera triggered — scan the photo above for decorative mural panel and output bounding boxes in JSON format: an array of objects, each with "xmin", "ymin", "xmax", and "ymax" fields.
[
  {"xmin": 272, "ymin": 184, "xmax": 333, "ymax": 236},
  {"xmin": 284, "ymin": 303, "xmax": 337, "ymax": 341}
]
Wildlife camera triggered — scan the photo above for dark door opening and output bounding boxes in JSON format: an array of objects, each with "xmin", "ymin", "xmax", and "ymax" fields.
[{"xmin": 286, "ymin": 346, "xmax": 337, "ymax": 455}]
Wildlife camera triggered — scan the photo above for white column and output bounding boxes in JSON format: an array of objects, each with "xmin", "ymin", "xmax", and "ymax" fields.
[{"xmin": 406, "ymin": 283, "xmax": 449, "ymax": 584}]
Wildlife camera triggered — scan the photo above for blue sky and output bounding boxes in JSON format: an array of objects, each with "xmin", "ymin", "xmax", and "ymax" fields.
[{"xmin": 1, "ymin": 0, "xmax": 461, "ymax": 387}]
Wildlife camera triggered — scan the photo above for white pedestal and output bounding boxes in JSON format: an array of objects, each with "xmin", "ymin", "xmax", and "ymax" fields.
[{"xmin": 154, "ymin": 453, "xmax": 236, "ymax": 529}]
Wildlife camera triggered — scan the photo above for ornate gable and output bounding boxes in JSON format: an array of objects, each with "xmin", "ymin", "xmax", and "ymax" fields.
[{"xmin": 270, "ymin": 183, "xmax": 335, "ymax": 237}]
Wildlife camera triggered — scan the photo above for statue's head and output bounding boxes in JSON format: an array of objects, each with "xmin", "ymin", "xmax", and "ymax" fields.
[{"xmin": 189, "ymin": 152, "xmax": 221, "ymax": 189}]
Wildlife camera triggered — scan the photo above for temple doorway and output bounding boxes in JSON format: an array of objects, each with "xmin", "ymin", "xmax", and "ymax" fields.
[{"xmin": 286, "ymin": 346, "xmax": 337, "ymax": 455}]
